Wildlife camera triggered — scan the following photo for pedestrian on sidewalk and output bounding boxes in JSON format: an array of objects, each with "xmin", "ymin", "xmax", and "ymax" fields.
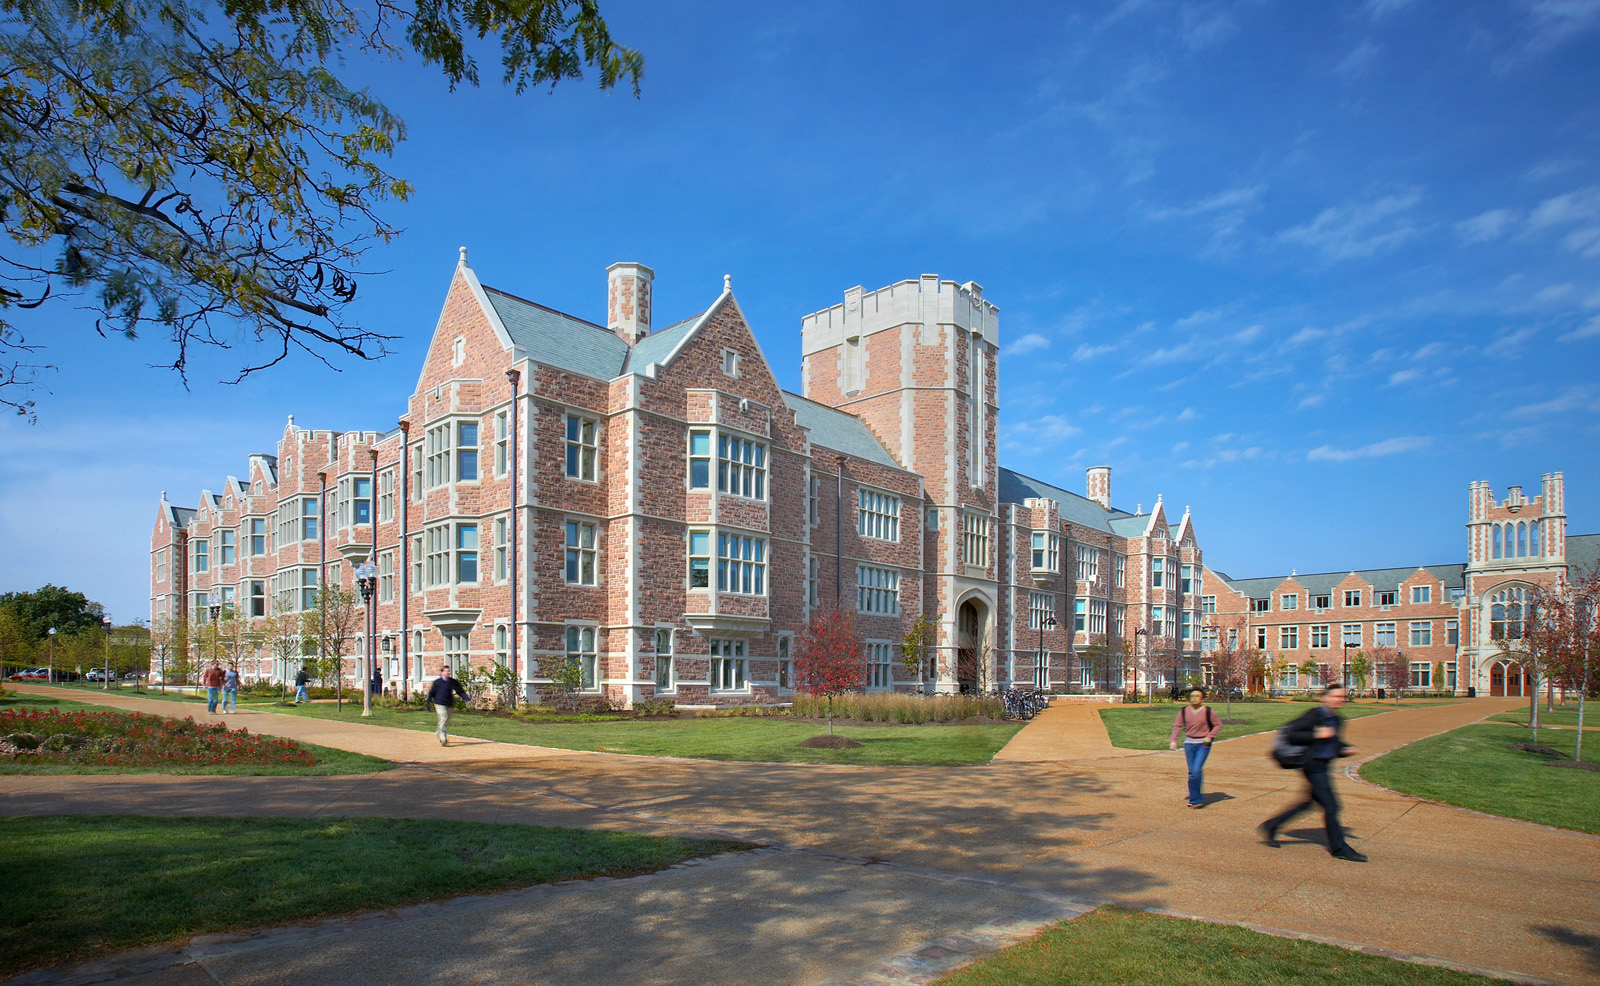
[
  {"xmin": 370, "ymin": 666, "xmax": 383, "ymax": 702},
  {"xmin": 222, "ymin": 666, "xmax": 240, "ymax": 714},
  {"xmin": 428, "ymin": 664, "xmax": 469, "ymax": 746},
  {"xmin": 294, "ymin": 666, "xmax": 310, "ymax": 704},
  {"xmin": 201, "ymin": 663, "xmax": 225, "ymax": 713},
  {"xmin": 1259, "ymin": 684, "xmax": 1365, "ymax": 862},
  {"xmin": 1169, "ymin": 687, "xmax": 1220, "ymax": 807}
]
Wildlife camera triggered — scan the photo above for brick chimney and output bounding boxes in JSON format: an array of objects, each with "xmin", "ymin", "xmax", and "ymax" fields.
[
  {"xmin": 1086, "ymin": 465, "xmax": 1111, "ymax": 510},
  {"xmin": 607, "ymin": 262, "xmax": 653, "ymax": 344}
]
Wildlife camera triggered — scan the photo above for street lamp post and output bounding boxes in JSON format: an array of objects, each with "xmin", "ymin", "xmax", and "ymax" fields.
[
  {"xmin": 102, "ymin": 617, "xmax": 113, "ymax": 690},
  {"xmin": 1343, "ymin": 640, "xmax": 1357, "ymax": 695},
  {"xmin": 1135, "ymin": 627, "xmax": 1149, "ymax": 706},
  {"xmin": 207, "ymin": 593, "xmax": 221, "ymax": 695},
  {"xmin": 1037, "ymin": 613, "xmax": 1058, "ymax": 692},
  {"xmin": 356, "ymin": 562, "xmax": 377, "ymax": 718},
  {"xmin": 47, "ymin": 626, "xmax": 57, "ymax": 683}
]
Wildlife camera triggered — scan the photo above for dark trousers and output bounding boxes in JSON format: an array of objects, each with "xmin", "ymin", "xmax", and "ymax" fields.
[{"xmin": 1263, "ymin": 758, "xmax": 1348, "ymax": 854}]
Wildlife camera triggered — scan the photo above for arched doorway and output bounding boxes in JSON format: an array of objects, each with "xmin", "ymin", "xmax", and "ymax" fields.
[
  {"xmin": 1490, "ymin": 662, "xmax": 1505, "ymax": 697},
  {"xmin": 956, "ymin": 598, "xmax": 989, "ymax": 694},
  {"xmin": 1490, "ymin": 661, "xmax": 1530, "ymax": 697}
]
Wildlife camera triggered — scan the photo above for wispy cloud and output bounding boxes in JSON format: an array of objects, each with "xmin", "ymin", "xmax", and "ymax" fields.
[
  {"xmin": 1179, "ymin": 2, "xmax": 1238, "ymax": 50},
  {"xmin": 1559, "ymin": 314, "xmax": 1600, "ymax": 342},
  {"xmin": 1455, "ymin": 208, "xmax": 1519, "ymax": 244},
  {"xmin": 1334, "ymin": 41, "xmax": 1380, "ymax": 80},
  {"xmin": 1005, "ymin": 332, "xmax": 1051, "ymax": 356},
  {"xmin": 1007, "ymin": 414, "xmax": 1083, "ymax": 443},
  {"xmin": 1527, "ymin": 184, "xmax": 1600, "ymax": 229},
  {"xmin": 1516, "ymin": 0, "xmax": 1600, "ymax": 51},
  {"xmin": 1306, "ymin": 436, "xmax": 1430, "ymax": 461},
  {"xmin": 1504, "ymin": 385, "xmax": 1600, "ymax": 418},
  {"xmin": 1280, "ymin": 190, "xmax": 1424, "ymax": 259},
  {"xmin": 1388, "ymin": 368, "xmax": 1422, "ymax": 386},
  {"xmin": 1074, "ymin": 342, "xmax": 1117, "ymax": 359},
  {"xmin": 1143, "ymin": 186, "xmax": 1264, "ymax": 241},
  {"xmin": 1365, "ymin": 0, "xmax": 1417, "ymax": 18},
  {"xmin": 1483, "ymin": 326, "xmax": 1538, "ymax": 357}
]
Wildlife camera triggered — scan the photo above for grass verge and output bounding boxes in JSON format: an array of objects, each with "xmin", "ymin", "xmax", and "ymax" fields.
[
  {"xmin": 1099, "ymin": 701, "xmax": 1389, "ymax": 750},
  {"xmin": 1487, "ymin": 707, "xmax": 1595, "ymax": 729},
  {"xmin": 0, "ymin": 814, "xmax": 746, "ymax": 977},
  {"xmin": 1361, "ymin": 723, "xmax": 1599, "ymax": 834},
  {"xmin": 933, "ymin": 907, "xmax": 1502, "ymax": 986}
]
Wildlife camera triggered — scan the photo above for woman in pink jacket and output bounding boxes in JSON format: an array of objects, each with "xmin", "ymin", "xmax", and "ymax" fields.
[{"xmin": 1170, "ymin": 687, "xmax": 1221, "ymax": 808}]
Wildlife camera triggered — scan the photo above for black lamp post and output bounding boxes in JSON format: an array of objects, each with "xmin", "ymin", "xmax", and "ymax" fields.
[
  {"xmin": 47, "ymin": 626, "xmax": 56, "ymax": 683},
  {"xmin": 356, "ymin": 561, "xmax": 377, "ymax": 718},
  {"xmin": 207, "ymin": 593, "xmax": 221, "ymax": 694},
  {"xmin": 1343, "ymin": 640, "xmax": 1357, "ymax": 695},
  {"xmin": 1037, "ymin": 613, "xmax": 1058, "ymax": 691}
]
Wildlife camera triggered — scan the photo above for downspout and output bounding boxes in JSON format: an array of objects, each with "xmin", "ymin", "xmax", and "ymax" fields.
[
  {"xmin": 369, "ymin": 448, "xmax": 378, "ymax": 691},
  {"xmin": 835, "ymin": 456, "xmax": 844, "ymax": 605},
  {"xmin": 319, "ymin": 469, "xmax": 331, "ymax": 709},
  {"xmin": 506, "ymin": 369, "xmax": 520, "ymax": 705},
  {"xmin": 398, "ymin": 419, "xmax": 410, "ymax": 698}
]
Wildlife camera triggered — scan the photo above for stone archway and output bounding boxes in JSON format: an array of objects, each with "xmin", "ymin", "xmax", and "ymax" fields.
[
  {"xmin": 1490, "ymin": 662, "xmax": 1505, "ymax": 697},
  {"xmin": 956, "ymin": 598, "xmax": 990, "ymax": 694}
]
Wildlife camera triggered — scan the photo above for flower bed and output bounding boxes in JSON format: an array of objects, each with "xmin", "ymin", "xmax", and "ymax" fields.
[{"xmin": 0, "ymin": 709, "xmax": 317, "ymax": 768}]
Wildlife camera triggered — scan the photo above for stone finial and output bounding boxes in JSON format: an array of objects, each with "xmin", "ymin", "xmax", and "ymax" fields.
[
  {"xmin": 459, "ymin": 246, "xmax": 469, "ymax": 267},
  {"xmin": 724, "ymin": 274, "xmax": 732, "ymax": 293}
]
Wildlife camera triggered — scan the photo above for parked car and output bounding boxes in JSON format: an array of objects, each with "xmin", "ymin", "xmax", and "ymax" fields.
[
  {"xmin": 122, "ymin": 670, "xmax": 148, "ymax": 680},
  {"xmin": 8, "ymin": 668, "xmax": 48, "ymax": 681},
  {"xmin": 84, "ymin": 668, "xmax": 117, "ymax": 682}
]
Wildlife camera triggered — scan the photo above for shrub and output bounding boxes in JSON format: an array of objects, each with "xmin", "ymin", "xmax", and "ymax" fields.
[
  {"xmin": 789, "ymin": 691, "xmax": 1002, "ymax": 722},
  {"xmin": 0, "ymin": 709, "xmax": 317, "ymax": 767}
]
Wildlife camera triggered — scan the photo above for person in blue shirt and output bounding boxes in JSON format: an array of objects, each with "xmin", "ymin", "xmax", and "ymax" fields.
[
  {"xmin": 222, "ymin": 666, "xmax": 240, "ymax": 714},
  {"xmin": 1258, "ymin": 684, "xmax": 1365, "ymax": 861},
  {"xmin": 428, "ymin": 665, "xmax": 469, "ymax": 746}
]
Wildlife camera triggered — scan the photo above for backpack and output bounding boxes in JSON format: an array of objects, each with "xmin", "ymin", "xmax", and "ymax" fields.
[{"xmin": 1271, "ymin": 718, "xmax": 1312, "ymax": 769}]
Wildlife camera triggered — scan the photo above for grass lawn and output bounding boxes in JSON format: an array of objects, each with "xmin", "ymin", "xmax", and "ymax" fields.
[
  {"xmin": 0, "ymin": 815, "xmax": 746, "ymax": 976},
  {"xmin": 1099, "ymin": 701, "xmax": 1392, "ymax": 750},
  {"xmin": 1361, "ymin": 723, "xmax": 1600, "ymax": 834},
  {"xmin": 1487, "ymin": 706, "xmax": 1596, "ymax": 728},
  {"xmin": 933, "ymin": 907, "xmax": 1501, "ymax": 986}
]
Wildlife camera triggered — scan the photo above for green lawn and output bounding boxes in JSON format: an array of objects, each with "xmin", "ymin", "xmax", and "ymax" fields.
[
  {"xmin": 1099, "ymin": 701, "xmax": 1390, "ymax": 750},
  {"xmin": 1487, "ymin": 707, "xmax": 1596, "ymax": 729},
  {"xmin": 1361, "ymin": 723, "xmax": 1600, "ymax": 834},
  {"xmin": 934, "ymin": 907, "xmax": 1501, "ymax": 986},
  {"xmin": 0, "ymin": 815, "xmax": 745, "ymax": 976}
]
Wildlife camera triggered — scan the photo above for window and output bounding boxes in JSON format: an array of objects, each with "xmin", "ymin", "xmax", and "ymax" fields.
[
  {"xmin": 1031, "ymin": 532, "xmax": 1047, "ymax": 570},
  {"xmin": 1031, "ymin": 592, "xmax": 1056, "ymax": 630},
  {"xmin": 1446, "ymin": 619, "xmax": 1459, "ymax": 646},
  {"xmin": 778, "ymin": 636, "xmax": 792, "ymax": 690},
  {"xmin": 966, "ymin": 334, "xmax": 986, "ymax": 485},
  {"xmin": 1450, "ymin": 587, "xmax": 1466, "ymax": 604},
  {"xmin": 1280, "ymin": 626, "xmax": 1299, "ymax": 649},
  {"xmin": 494, "ymin": 411, "xmax": 508, "ymax": 477},
  {"xmin": 1151, "ymin": 606, "xmax": 1166, "ymax": 636},
  {"xmin": 565, "ymin": 626, "xmax": 597, "ymax": 689},
  {"xmin": 926, "ymin": 507, "xmax": 938, "ymax": 531},
  {"xmin": 1115, "ymin": 554, "xmax": 1126, "ymax": 588},
  {"xmin": 495, "ymin": 626, "xmax": 509, "ymax": 667},
  {"xmin": 565, "ymin": 414, "xmax": 597, "ymax": 481},
  {"xmin": 1256, "ymin": 626, "xmax": 1268, "ymax": 649},
  {"xmin": 1250, "ymin": 598, "xmax": 1270, "ymax": 614},
  {"xmin": 1375, "ymin": 622, "xmax": 1397, "ymax": 647},
  {"xmin": 808, "ymin": 474, "xmax": 819, "ymax": 526},
  {"xmin": 193, "ymin": 538, "xmax": 209, "ymax": 573},
  {"xmin": 690, "ymin": 532, "xmax": 711, "ymax": 589},
  {"xmin": 718, "ymin": 534, "xmax": 766, "ymax": 595},
  {"xmin": 1412, "ymin": 585, "xmax": 1431, "ymax": 605},
  {"xmin": 1518, "ymin": 522, "xmax": 1527, "ymax": 557},
  {"xmin": 1530, "ymin": 521, "xmax": 1541, "ymax": 556},
  {"xmin": 300, "ymin": 568, "xmax": 319, "ymax": 611},
  {"xmin": 443, "ymin": 630, "xmax": 470, "ymax": 676},
  {"xmin": 494, "ymin": 518, "xmax": 508, "ymax": 582},
  {"xmin": 857, "ymin": 566, "xmax": 900, "ymax": 615},
  {"xmin": 425, "ymin": 424, "xmax": 452, "ymax": 487},
  {"xmin": 689, "ymin": 430, "xmax": 711, "ymax": 489},
  {"xmin": 411, "ymin": 442, "xmax": 423, "ymax": 501},
  {"xmin": 654, "ymin": 629, "xmax": 674, "ymax": 690},
  {"xmin": 859, "ymin": 490, "xmax": 900, "ymax": 541},
  {"xmin": 192, "ymin": 591, "xmax": 208, "ymax": 623},
  {"xmin": 1410, "ymin": 621, "xmax": 1432, "ymax": 647},
  {"xmin": 1114, "ymin": 604, "xmax": 1126, "ymax": 637},
  {"xmin": 155, "ymin": 547, "xmax": 168, "ymax": 583},
  {"xmin": 1310, "ymin": 625, "xmax": 1330, "ymax": 648},
  {"xmin": 1073, "ymin": 598, "xmax": 1087, "ymax": 632},
  {"xmin": 1446, "ymin": 661, "xmax": 1457, "ymax": 689},
  {"xmin": 1377, "ymin": 590, "xmax": 1397, "ymax": 607},
  {"xmin": 720, "ymin": 347, "xmax": 741, "ymax": 378},
  {"xmin": 1490, "ymin": 586, "xmax": 1528, "ymax": 640},
  {"xmin": 411, "ymin": 535, "xmax": 423, "ymax": 592},
  {"xmin": 1076, "ymin": 544, "xmax": 1098, "ymax": 581},
  {"xmin": 719, "ymin": 435, "xmax": 766, "ymax": 500},
  {"xmin": 709, "ymin": 639, "xmax": 747, "ymax": 691},
  {"xmin": 807, "ymin": 556, "xmax": 819, "ymax": 607},
  {"xmin": 1313, "ymin": 593, "xmax": 1331, "ymax": 610},
  {"xmin": 1151, "ymin": 558, "xmax": 1164, "ymax": 588},
  {"xmin": 1200, "ymin": 625, "xmax": 1218, "ymax": 652},
  {"xmin": 1493, "ymin": 524, "xmax": 1503, "ymax": 559},
  {"xmin": 1344, "ymin": 590, "xmax": 1361, "ymax": 607},
  {"xmin": 1282, "ymin": 665, "xmax": 1299, "ymax": 688},
  {"xmin": 218, "ymin": 530, "xmax": 235, "ymax": 565},
  {"xmin": 355, "ymin": 477, "xmax": 373, "ymax": 525},
  {"xmin": 1201, "ymin": 595, "xmax": 1216, "ymax": 615},
  {"xmin": 425, "ymin": 526, "xmax": 448, "ymax": 587},
  {"xmin": 249, "ymin": 580, "xmax": 266, "ymax": 617},
  {"xmin": 378, "ymin": 469, "xmax": 395, "ymax": 523},
  {"xmin": 962, "ymin": 513, "xmax": 989, "ymax": 567},
  {"xmin": 1342, "ymin": 623, "xmax": 1362, "ymax": 647},
  {"xmin": 1179, "ymin": 611, "xmax": 1192, "ymax": 641},
  {"xmin": 1410, "ymin": 662, "xmax": 1432, "ymax": 689},
  {"xmin": 565, "ymin": 520, "xmax": 597, "ymax": 585},
  {"xmin": 455, "ymin": 423, "xmax": 479, "ymax": 482},
  {"xmin": 1089, "ymin": 599, "xmax": 1107, "ymax": 635},
  {"xmin": 456, "ymin": 525, "xmax": 478, "ymax": 583},
  {"xmin": 1226, "ymin": 627, "xmax": 1238, "ymax": 649},
  {"xmin": 377, "ymin": 551, "xmax": 394, "ymax": 604},
  {"xmin": 1180, "ymin": 565, "xmax": 1194, "ymax": 595},
  {"xmin": 867, "ymin": 642, "xmax": 893, "ymax": 690},
  {"xmin": 1280, "ymin": 593, "xmax": 1298, "ymax": 611}
]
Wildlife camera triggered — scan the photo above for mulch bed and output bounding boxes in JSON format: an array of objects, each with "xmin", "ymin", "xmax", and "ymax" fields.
[
  {"xmin": 797, "ymin": 735, "xmax": 863, "ymax": 749},
  {"xmin": 1543, "ymin": 760, "xmax": 1600, "ymax": 772}
]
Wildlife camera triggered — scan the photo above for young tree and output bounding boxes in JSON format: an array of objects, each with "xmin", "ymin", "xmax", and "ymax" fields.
[
  {"xmin": 795, "ymin": 608, "xmax": 864, "ymax": 736},
  {"xmin": 1208, "ymin": 636, "xmax": 1250, "ymax": 719},
  {"xmin": 0, "ymin": 0, "xmax": 642, "ymax": 417},
  {"xmin": 1498, "ymin": 586, "xmax": 1561, "ymax": 744},
  {"xmin": 264, "ymin": 605, "xmax": 302, "ymax": 702},
  {"xmin": 1080, "ymin": 634, "xmax": 1115, "ymax": 695},
  {"xmin": 1553, "ymin": 564, "xmax": 1599, "ymax": 761},
  {"xmin": 1349, "ymin": 653, "xmax": 1372, "ymax": 699},
  {"xmin": 301, "ymin": 585, "xmax": 359, "ymax": 703},
  {"xmin": 898, "ymin": 614, "xmax": 937, "ymax": 694},
  {"xmin": 1298, "ymin": 659, "xmax": 1318, "ymax": 696},
  {"xmin": 539, "ymin": 654, "xmax": 584, "ymax": 711},
  {"xmin": 1371, "ymin": 646, "xmax": 1407, "ymax": 706},
  {"xmin": 214, "ymin": 610, "xmax": 262, "ymax": 676}
]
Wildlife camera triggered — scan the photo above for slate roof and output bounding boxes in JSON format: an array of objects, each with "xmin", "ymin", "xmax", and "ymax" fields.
[
  {"xmin": 783, "ymin": 392, "xmax": 902, "ymax": 470},
  {"xmin": 482, "ymin": 287, "xmax": 629, "ymax": 381},
  {"xmin": 997, "ymin": 468, "xmax": 1140, "ymax": 535},
  {"xmin": 1108, "ymin": 515, "xmax": 1153, "ymax": 537},
  {"xmin": 1218, "ymin": 564, "xmax": 1467, "ymax": 600},
  {"xmin": 626, "ymin": 311, "xmax": 705, "ymax": 372},
  {"xmin": 1568, "ymin": 533, "xmax": 1599, "ymax": 576},
  {"xmin": 170, "ymin": 506, "xmax": 195, "ymax": 529}
]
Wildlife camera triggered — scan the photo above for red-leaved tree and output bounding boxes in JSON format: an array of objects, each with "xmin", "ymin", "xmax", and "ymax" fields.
[
  {"xmin": 795, "ymin": 608, "xmax": 864, "ymax": 736},
  {"xmin": 1372, "ymin": 646, "xmax": 1408, "ymax": 706},
  {"xmin": 1207, "ymin": 633, "xmax": 1250, "ymax": 719},
  {"xmin": 1554, "ymin": 563, "xmax": 1599, "ymax": 761}
]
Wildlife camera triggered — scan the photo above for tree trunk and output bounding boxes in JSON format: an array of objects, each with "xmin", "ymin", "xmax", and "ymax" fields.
[
  {"xmin": 1575, "ymin": 683, "xmax": 1586, "ymax": 763},
  {"xmin": 1529, "ymin": 680, "xmax": 1539, "ymax": 745},
  {"xmin": 827, "ymin": 694, "xmax": 834, "ymax": 736}
]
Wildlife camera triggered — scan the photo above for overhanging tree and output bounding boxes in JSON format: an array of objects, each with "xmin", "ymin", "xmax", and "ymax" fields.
[{"xmin": 0, "ymin": 0, "xmax": 641, "ymax": 417}]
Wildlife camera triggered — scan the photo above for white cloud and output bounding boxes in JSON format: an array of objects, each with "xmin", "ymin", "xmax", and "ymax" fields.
[
  {"xmin": 1558, "ymin": 314, "xmax": 1600, "ymax": 342},
  {"xmin": 1388, "ymin": 369, "xmax": 1422, "ymax": 386},
  {"xmin": 1484, "ymin": 326, "xmax": 1538, "ymax": 357},
  {"xmin": 1505, "ymin": 385, "xmax": 1600, "ymax": 418},
  {"xmin": 1232, "ymin": 324, "xmax": 1263, "ymax": 343},
  {"xmin": 1306, "ymin": 436, "xmax": 1430, "ymax": 462},
  {"xmin": 1005, "ymin": 332, "xmax": 1051, "ymax": 356},
  {"xmin": 1074, "ymin": 343, "xmax": 1117, "ymax": 360},
  {"xmin": 1177, "ymin": 407, "xmax": 1197, "ymax": 421},
  {"xmin": 1455, "ymin": 208, "xmax": 1519, "ymax": 244},
  {"xmin": 1564, "ymin": 226, "xmax": 1600, "ymax": 257},
  {"xmin": 1008, "ymin": 414, "xmax": 1083, "ymax": 443},
  {"xmin": 1174, "ymin": 308, "xmax": 1222, "ymax": 329},
  {"xmin": 1280, "ymin": 190, "xmax": 1424, "ymax": 260},
  {"xmin": 1171, "ymin": 441, "xmax": 1190, "ymax": 453},
  {"xmin": 1283, "ymin": 326, "xmax": 1326, "ymax": 348},
  {"xmin": 1179, "ymin": 3, "xmax": 1238, "ymax": 49},
  {"xmin": 1535, "ymin": 283, "xmax": 1576, "ymax": 303},
  {"xmin": 1365, "ymin": 0, "xmax": 1417, "ymax": 17},
  {"xmin": 1334, "ymin": 41, "xmax": 1380, "ymax": 80},
  {"xmin": 1298, "ymin": 393, "xmax": 1327, "ymax": 409},
  {"xmin": 1527, "ymin": 184, "xmax": 1600, "ymax": 229},
  {"xmin": 1517, "ymin": 0, "xmax": 1600, "ymax": 51},
  {"xmin": 1411, "ymin": 342, "xmax": 1447, "ymax": 360},
  {"xmin": 1143, "ymin": 186, "xmax": 1264, "ymax": 241}
]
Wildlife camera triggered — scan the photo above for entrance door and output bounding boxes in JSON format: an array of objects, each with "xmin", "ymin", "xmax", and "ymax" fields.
[
  {"xmin": 957, "ymin": 601, "xmax": 983, "ymax": 694},
  {"xmin": 1490, "ymin": 663, "xmax": 1505, "ymax": 696}
]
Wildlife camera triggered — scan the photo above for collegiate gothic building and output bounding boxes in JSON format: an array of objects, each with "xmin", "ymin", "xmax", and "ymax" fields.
[{"xmin": 149, "ymin": 256, "xmax": 1206, "ymax": 705}]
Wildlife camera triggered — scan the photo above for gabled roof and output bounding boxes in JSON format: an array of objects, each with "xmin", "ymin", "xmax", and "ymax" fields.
[
  {"xmin": 626, "ymin": 311, "xmax": 705, "ymax": 372},
  {"xmin": 482, "ymin": 286, "xmax": 629, "ymax": 381},
  {"xmin": 1568, "ymin": 533, "xmax": 1599, "ymax": 577},
  {"xmin": 997, "ymin": 468, "xmax": 1139, "ymax": 535},
  {"xmin": 1219, "ymin": 564, "xmax": 1467, "ymax": 600},
  {"xmin": 1108, "ymin": 515, "xmax": 1152, "ymax": 537},
  {"xmin": 170, "ymin": 506, "xmax": 196, "ymax": 529},
  {"xmin": 784, "ymin": 392, "xmax": 902, "ymax": 470}
]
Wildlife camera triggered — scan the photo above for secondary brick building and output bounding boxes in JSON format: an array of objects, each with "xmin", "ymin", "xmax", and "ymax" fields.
[
  {"xmin": 149, "ymin": 258, "xmax": 1206, "ymax": 705},
  {"xmin": 1200, "ymin": 473, "xmax": 1597, "ymax": 697}
]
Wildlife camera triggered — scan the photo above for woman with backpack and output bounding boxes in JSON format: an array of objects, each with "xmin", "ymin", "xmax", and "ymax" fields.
[{"xmin": 1170, "ymin": 687, "xmax": 1221, "ymax": 808}]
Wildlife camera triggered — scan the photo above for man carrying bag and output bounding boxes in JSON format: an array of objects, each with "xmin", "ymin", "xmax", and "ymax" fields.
[{"xmin": 1259, "ymin": 684, "xmax": 1366, "ymax": 862}]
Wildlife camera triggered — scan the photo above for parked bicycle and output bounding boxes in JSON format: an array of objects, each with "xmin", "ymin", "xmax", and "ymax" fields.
[{"xmin": 1002, "ymin": 688, "xmax": 1049, "ymax": 720}]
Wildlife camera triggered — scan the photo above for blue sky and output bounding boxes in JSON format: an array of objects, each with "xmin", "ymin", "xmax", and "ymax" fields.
[{"xmin": 2, "ymin": 0, "xmax": 1598, "ymax": 623}]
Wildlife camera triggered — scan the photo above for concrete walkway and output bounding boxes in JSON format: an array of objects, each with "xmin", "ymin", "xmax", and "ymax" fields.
[
  {"xmin": 5, "ymin": 687, "xmax": 1597, "ymax": 986},
  {"xmin": 991, "ymin": 700, "xmax": 1137, "ymax": 762}
]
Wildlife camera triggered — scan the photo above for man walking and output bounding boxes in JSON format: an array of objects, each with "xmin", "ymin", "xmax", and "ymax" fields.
[
  {"xmin": 294, "ymin": 666, "xmax": 310, "ymax": 704},
  {"xmin": 201, "ymin": 663, "xmax": 225, "ymax": 714},
  {"xmin": 222, "ymin": 665, "xmax": 240, "ymax": 714},
  {"xmin": 1259, "ymin": 684, "xmax": 1365, "ymax": 861},
  {"xmin": 428, "ymin": 664, "xmax": 469, "ymax": 746}
]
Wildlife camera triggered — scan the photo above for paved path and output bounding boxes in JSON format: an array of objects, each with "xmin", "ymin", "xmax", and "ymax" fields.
[
  {"xmin": 991, "ymin": 700, "xmax": 1138, "ymax": 762},
  {"xmin": 5, "ymin": 687, "xmax": 1597, "ymax": 986}
]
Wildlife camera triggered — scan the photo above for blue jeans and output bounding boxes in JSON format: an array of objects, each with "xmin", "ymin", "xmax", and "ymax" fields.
[
  {"xmin": 295, "ymin": 684, "xmax": 308, "ymax": 702},
  {"xmin": 223, "ymin": 687, "xmax": 237, "ymax": 711},
  {"xmin": 206, "ymin": 686, "xmax": 220, "ymax": 712},
  {"xmin": 1183, "ymin": 742, "xmax": 1211, "ymax": 805}
]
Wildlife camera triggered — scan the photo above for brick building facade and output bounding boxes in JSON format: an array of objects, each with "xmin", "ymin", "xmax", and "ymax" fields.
[
  {"xmin": 1200, "ymin": 473, "xmax": 1597, "ymax": 697},
  {"xmin": 150, "ymin": 259, "xmax": 1205, "ymax": 705}
]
